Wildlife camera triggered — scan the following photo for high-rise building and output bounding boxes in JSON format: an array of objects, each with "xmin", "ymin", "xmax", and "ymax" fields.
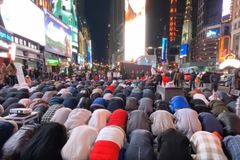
[
  {"xmin": 108, "ymin": 0, "xmax": 124, "ymax": 64},
  {"xmin": 51, "ymin": 0, "xmax": 79, "ymax": 62},
  {"xmin": 181, "ymin": 0, "xmax": 192, "ymax": 44},
  {"xmin": 192, "ymin": 0, "xmax": 222, "ymax": 66},
  {"xmin": 231, "ymin": 0, "xmax": 240, "ymax": 58}
]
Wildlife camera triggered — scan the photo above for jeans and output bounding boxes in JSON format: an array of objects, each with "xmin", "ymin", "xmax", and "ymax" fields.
[{"xmin": 190, "ymin": 80, "xmax": 196, "ymax": 90}]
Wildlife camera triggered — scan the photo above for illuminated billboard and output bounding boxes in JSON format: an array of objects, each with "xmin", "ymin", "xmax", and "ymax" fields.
[
  {"xmin": 180, "ymin": 44, "xmax": 188, "ymax": 58},
  {"xmin": 218, "ymin": 36, "xmax": 230, "ymax": 63},
  {"xmin": 44, "ymin": 9, "xmax": 72, "ymax": 57},
  {"xmin": 222, "ymin": 0, "xmax": 232, "ymax": 22},
  {"xmin": 161, "ymin": 38, "xmax": 168, "ymax": 62},
  {"xmin": 0, "ymin": 0, "xmax": 45, "ymax": 45},
  {"xmin": 124, "ymin": 0, "xmax": 146, "ymax": 61},
  {"xmin": 206, "ymin": 28, "xmax": 220, "ymax": 38}
]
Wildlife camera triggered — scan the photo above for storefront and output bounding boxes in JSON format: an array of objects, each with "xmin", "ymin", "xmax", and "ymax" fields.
[{"xmin": 0, "ymin": 26, "xmax": 13, "ymax": 64}]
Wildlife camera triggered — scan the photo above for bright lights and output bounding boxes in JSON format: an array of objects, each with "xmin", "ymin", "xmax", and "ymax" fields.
[{"xmin": 124, "ymin": 0, "xmax": 146, "ymax": 61}]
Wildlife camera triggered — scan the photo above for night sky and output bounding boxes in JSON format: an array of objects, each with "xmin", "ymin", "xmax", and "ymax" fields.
[{"xmin": 84, "ymin": 0, "xmax": 179, "ymax": 63}]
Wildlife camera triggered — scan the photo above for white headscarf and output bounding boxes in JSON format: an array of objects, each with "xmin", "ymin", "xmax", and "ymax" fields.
[{"xmin": 88, "ymin": 109, "xmax": 111, "ymax": 132}]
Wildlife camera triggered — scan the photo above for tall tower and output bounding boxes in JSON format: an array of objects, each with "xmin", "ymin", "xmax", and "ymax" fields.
[{"xmin": 181, "ymin": 0, "xmax": 192, "ymax": 44}]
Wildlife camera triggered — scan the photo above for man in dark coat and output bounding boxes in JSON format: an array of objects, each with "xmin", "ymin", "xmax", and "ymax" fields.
[
  {"xmin": 210, "ymin": 71, "xmax": 220, "ymax": 92},
  {"xmin": 190, "ymin": 69, "xmax": 197, "ymax": 90}
]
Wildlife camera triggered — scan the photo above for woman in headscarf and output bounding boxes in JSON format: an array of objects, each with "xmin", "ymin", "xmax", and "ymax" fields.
[
  {"xmin": 174, "ymin": 108, "xmax": 202, "ymax": 139},
  {"xmin": 20, "ymin": 122, "xmax": 67, "ymax": 160},
  {"xmin": 190, "ymin": 131, "xmax": 227, "ymax": 160},
  {"xmin": 50, "ymin": 108, "xmax": 72, "ymax": 125},
  {"xmin": 157, "ymin": 128, "xmax": 192, "ymax": 160},
  {"xmin": 1, "ymin": 125, "xmax": 38, "ymax": 160},
  {"xmin": 138, "ymin": 97, "xmax": 153, "ymax": 117},
  {"xmin": 126, "ymin": 110, "xmax": 150, "ymax": 136},
  {"xmin": 61, "ymin": 125, "xmax": 98, "ymax": 160},
  {"xmin": 125, "ymin": 129, "xmax": 155, "ymax": 160},
  {"xmin": 64, "ymin": 108, "xmax": 91, "ymax": 130},
  {"xmin": 149, "ymin": 110, "xmax": 175, "ymax": 136},
  {"xmin": 88, "ymin": 109, "xmax": 111, "ymax": 132},
  {"xmin": 89, "ymin": 126, "xmax": 125, "ymax": 160}
]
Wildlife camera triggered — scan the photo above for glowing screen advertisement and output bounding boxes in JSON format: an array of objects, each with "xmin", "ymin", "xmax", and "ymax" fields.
[
  {"xmin": 180, "ymin": 44, "xmax": 188, "ymax": 58},
  {"xmin": 44, "ymin": 9, "xmax": 72, "ymax": 58},
  {"xmin": 161, "ymin": 38, "xmax": 168, "ymax": 62},
  {"xmin": 125, "ymin": 0, "xmax": 146, "ymax": 61},
  {"xmin": 222, "ymin": 0, "xmax": 231, "ymax": 20},
  {"xmin": 206, "ymin": 28, "xmax": 220, "ymax": 38},
  {"xmin": 0, "ymin": 0, "xmax": 45, "ymax": 45}
]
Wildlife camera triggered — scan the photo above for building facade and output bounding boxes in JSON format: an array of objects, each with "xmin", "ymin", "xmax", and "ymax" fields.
[{"xmin": 231, "ymin": 0, "xmax": 240, "ymax": 58}]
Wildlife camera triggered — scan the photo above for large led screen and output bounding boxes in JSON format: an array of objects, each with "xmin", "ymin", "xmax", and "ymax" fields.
[
  {"xmin": 0, "ymin": 0, "xmax": 45, "ymax": 45},
  {"xmin": 206, "ymin": 28, "xmax": 220, "ymax": 38},
  {"xmin": 222, "ymin": 0, "xmax": 231, "ymax": 21},
  {"xmin": 44, "ymin": 10, "xmax": 72, "ymax": 57},
  {"xmin": 125, "ymin": 0, "xmax": 146, "ymax": 61},
  {"xmin": 180, "ymin": 44, "xmax": 188, "ymax": 58}
]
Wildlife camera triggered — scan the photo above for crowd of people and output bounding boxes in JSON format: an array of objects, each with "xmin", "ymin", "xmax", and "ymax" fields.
[{"xmin": 0, "ymin": 68, "xmax": 238, "ymax": 160}]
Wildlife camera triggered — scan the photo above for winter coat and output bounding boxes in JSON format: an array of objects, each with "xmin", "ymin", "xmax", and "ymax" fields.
[
  {"xmin": 126, "ymin": 110, "xmax": 150, "ymax": 136},
  {"xmin": 2, "ymin": 97, "xmax": 20, "ymax": 110},
  {"xmin": 88, "ymin": 109, "xmax": 111, "ymax": 131},
  {"xmin": 50, "ymin": 108, "xmax": 72, "ymax": 125},
  {"xmin": 18, "ymin": 98, "xmax": 32, "ymax": 108},
  {"xmin": 29, "ymin": 92, "xmax": 43, "ymax": 100},
  {"xmin": 107, "ymin": 109, "xmax": 128, "ymax": 130},
  {"xmin": 125, "ymin": 129, "xmax": 155, "ymax": 160},
  {"xmin": 223, "ymin": 135, "xmax": 240, "ymax": 160},
  {"xmin": 107, "ymin": 97, "xmax": 125, "ymax": 112},
  {"xmin": 28, "ymin": 98, "xmax": 48, "ymax": 111},
  {"xmin": 193, "ymin": 93, "xmax": 209, "ymax": 106},
  {"xmin": 174, "ymin": 108, "xmax": 202, "ymax": 139},
  {"xmin": 42, "ymin": 91, "xmax": 57, "ymax": 103},
  {"xmin": 64, "ymin": 108, "xmax": 91, "ymax": 130},
  {"xmin": 209, "ymin": 100, "xmax": 229, "ymax": 117},
  {"xmin": 41, "ymin": 104, "xmax": 63, "ymax": 124},
  {"xmin": 1, "ymin": 125, "xmax": 38, "ymax": 160},
  {"xmin": 199, "ymin": 112, "xmax": 223, "ymax": 135},
  {"xmin": 76, "ymin": 97, "xmax": 91, "ymax": 110},
  {"xmin": 61, "ymin": 125, "xmax": 98, "ymax": 160},
  {"xmin": 149, "ymin": 110, "xmax": 175, "ymax": 136},
  {"xmin": 138, "ymin": 97, "xmax": 153, "ymax": 116},
  {"xmin": 169, "ymin": 96, "xmax": 190, "ymax": 113},
  {"xmin": 0, "ymin": 120, "xmax": 17, "ymax": 150},
  {"xmin": 217, "ymin": 112, "xmax": 240, "ymax": 136},
  {"xmin": 48, "ymin": 96, "xmax": 64, "ymax": 106},
  {"xmin": 20, "ymin": 122, "xmax": 67, "ymax": 160},
  {"xmin": 63, "ymin": 97, "xmax": 78, "ymax": 110},
  {"xmin": 190, "ymin": 99, "xmax": 211, "ymax": 113},
  {"xmin": 157, "ymin": 128, "xmax": 192, "ymax": 160}
]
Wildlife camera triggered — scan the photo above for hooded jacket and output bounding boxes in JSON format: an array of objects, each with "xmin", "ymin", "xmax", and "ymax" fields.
[
  {"xmin": 149, "ymin": 110, "xmax": 175, "ymax": 136},
  {"xmin": 1, "ymin": 125, "xmax": 38, "ymax": 160},
  {"xmin": 2, "ymin": 97, "xmax": 20, "ymax": 110},
  {"xmin": 138, "ymin": 97, "xmax": 153, "ymax": 117},
  {"xmin": 50, "ymin": 108, "xmax": 72, "ymax": 125},
  {"xmin": 88, "ymin": 109, "xmax": 111, "ymax": 131},
  {"xmin": 0, "ymin": 120, "xmax": 17, "ymax": 150},
  {"xmin": 29, "ymin": 92, "xmax": 43, "ymax": 100},
  {"xmin": 157, "ymin": 128, "xmax": 192, "ymax": 160},
  {"xmin": 107, "ymin": 109, "xmax": 128, "ymax": 130},
  {"xmin": 20, "ymin": 122, "xmax": 67, "ymax": 160},
  {"xmin": 63, "ymin": 97, "xmax": 78, "ymax": 110},
  {"xmin": 125, "ymin": 97, "xmax": 138, "ymax": 113},
  {"xmin": 169, "ymin": 96, "xmax": 190, "ymax": 113},
  {"xmin": 127, "ymin": 110, "xmax": 150, "ymax": 136},
  {"xmin": 218, "ymin": 112, "xmax": 240, "ymax": 136},
  {"xmin": 61, "ymin": 125, "xmax": 98, "ymax": 160},
  {"xmin": 174, "ymin": 108, "xmax": 202, "ymax": 139},
  {"xmin": 42, "ymin": 91, "xmax": 57, "ymax": 102},
  {"xmin": 64, "ymin": 108, "xmax": 92, "ymax": 130},
  {"xmin": 125, "ymin": 129, "xmax": 155, "ymax": 160},
  {"xmin": 107, "ymin": 97, "xmax": 125, "ymax": 112}
]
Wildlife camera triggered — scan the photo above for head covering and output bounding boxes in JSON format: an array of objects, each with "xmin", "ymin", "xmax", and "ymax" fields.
[
  {"xmin": 48, "ymin": 96, "xmax": 64, "ymax": 106},
  {"xmin": 61, "ymin": 125, "xmax": 98, "ymax": 160},
  {"xmin": 174, "ymin": 108, "xmax": 202, "ymax": 139},
  {"xmin": 77, "ymin": 97, "xmax": 91, "ymax": 110},
  {"xmin": 193, "ymin": 93, "xmax": 209, "ymax": 106},
  {"xmin": 64, "ymin": 108, "xmax": 92, "ymax": 130},
  {"xmin": 88, "ymin": 109, "xmax": 111, "ymax": 131},
  {"xmin": 125, "ymin": 97, "xmax": 138, "ymax": 112},
  {"xmin": 20, "ymin": 122, "xmax": 67, "ymax": 160},
  {"xmin": 114, "ymin": 93, "xmax": 126, "ymax": 104},
  {"xmin": 29, "ymin": 92, "xmax": 43, "ymax": 100},
  {"xmin": 105, "ymin": 85, "xmax": 115, "ymax": 93},
  {"xmin": 0, "ymin": 120, "xmax": 17, "ymax": 149},
  {"xmin": 92, "ymin": 88, "xmax": 103, "ymax": 95},
  {"xmin": 154, "ymin": 100, "xmax": 170, "ymax": 112},
  {"xmin": 103, "ymin": 93, "xmax": 113, "ymax": 100},
  {"xmin": 60, "ymin": 92, "xmax": 72, "ymax": 99},
  {"xmin": 63, "ymin": 97, "xmax": 78, "ymax": 109},
  {"xmin": 18, "ymin": 98, "xmax": 32, "ymax": 108},
  {"xmin": 67, "ymin": 87, "xmax": 78, "ymax": 96},
  {"xmin": 143, "ymin": 89, "xmax": 154, "ymax": 100},
  {"xmin": 107, "ymin": 97, "xmax": 125, "ymax": 113},
  {"xmin": 90, "ymin": 98, "xmax": 107, "ymax": 112},
  {"xmin": 169, "ymin": 96, "xmax": 190, "ymax": 113}
]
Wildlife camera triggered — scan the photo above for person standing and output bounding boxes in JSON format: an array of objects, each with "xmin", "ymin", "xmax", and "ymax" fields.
[
  {"xmin": 190, "ymin": 69, "xmax": 197, "ymax": 90},
  {"xmin": 6, "ymin": 62, "xmax": 17, "ymax": 86},
  {"xmin": 210, "ymin": 71, "xmax": 220, "ymax": 92},
  {"xmin": 173, "ymin": 69, "xmax": 181, "ymax": 87}
]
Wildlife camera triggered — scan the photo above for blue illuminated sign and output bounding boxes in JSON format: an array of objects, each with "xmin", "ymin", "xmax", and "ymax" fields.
[
  {"xmin": 0, "ymin": 27, "xmax": 12, "ymax": 42},
  {"xmin": 161, "ymin": 38, "xmax": 168, "ymax": 62},
  {"xmin": 180, "ymin": 44, "xmax": 188, "ymax": 58}
]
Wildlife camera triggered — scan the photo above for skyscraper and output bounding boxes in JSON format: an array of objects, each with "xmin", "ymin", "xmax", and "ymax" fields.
[
  {"xmin": 181, "ymin": 0, "xmax": 192, "ymax": 44},
  {"xmin": 231, "ymin": 0, "xmax": 240, "ymax": 58}
]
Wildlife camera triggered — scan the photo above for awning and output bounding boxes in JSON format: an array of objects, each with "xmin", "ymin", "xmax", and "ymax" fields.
[{"xmin": 219, "ymin": 59, "xmax": 240, "ymax": 70}]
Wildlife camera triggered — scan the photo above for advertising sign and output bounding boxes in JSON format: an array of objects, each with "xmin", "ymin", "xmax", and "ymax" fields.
[
  {"xmin": 87, "ymin": 40, "xmax": 92, "ymax": 67},
  {"xmin": 206, "ymin": 28, "xmax": 220, "ymax": 38},
  {"xmin": 135, "ymin": 55, "xmax": 157, "ymax": 68},
  {"xmin": 218, "ymin": 36, "xmax": 230, "ymax": 63},
  {"xmin": 44, "ymin": 9, "xmax": 72, "ymax": 57},
  {"xmin": 0, "ymin": 0, "xmax": 45, "ymax": 45},
  {"xmin": 180, "ymin": 44, "xmax": 188, "ymax": 58},
  {"xmin": 161, "ymin": 38, "xmax": 168, "ymax": 62},
  {"xmin": 125, "ymin": 0, "xmax": 146, "ymax": 61},
  {"xmin": 47, "ymin": 58, "xmax": 59, "ymax": 66}
]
